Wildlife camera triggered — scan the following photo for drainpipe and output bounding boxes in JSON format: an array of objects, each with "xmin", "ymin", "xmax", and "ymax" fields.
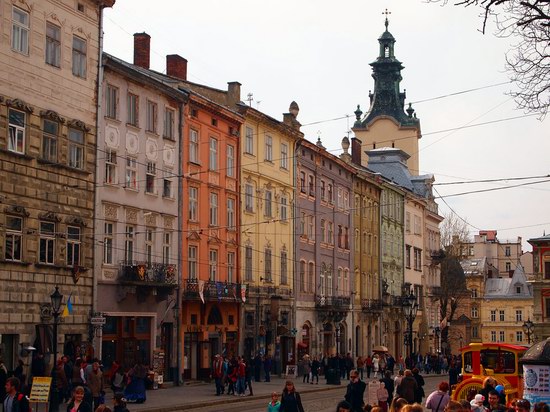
[
  {"xmin": 378, "ymin": 189, "xmax": 383, "ymax": 351},
  {"xmin": 292, "ymin": 138, "xmax": 302, "ymax": 361}
]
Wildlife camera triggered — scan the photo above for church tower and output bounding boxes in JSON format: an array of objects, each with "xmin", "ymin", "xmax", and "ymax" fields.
[{"xmin": 352, "ymin": 17, "xmax": 422, "ymax": 174}]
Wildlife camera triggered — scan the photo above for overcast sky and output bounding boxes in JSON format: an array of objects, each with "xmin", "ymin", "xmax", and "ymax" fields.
[{"xmin": 103, "ymin": 0, "xmax": 550, "ymax": 252}]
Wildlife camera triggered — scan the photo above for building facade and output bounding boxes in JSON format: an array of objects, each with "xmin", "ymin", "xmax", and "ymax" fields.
[
  {"xmin": 295, "ymin": 138, "xmax": 355, "ymax": 358},
  {"xmin": 94, "ymin": 50, "xmax": 186, "ymax": 380},
  {"xmin": 527, "ymin": 234, "xmax": 550, "ymax": 341},
  {"xmin": 0, "ymin": 0, "xmax": 113, "ymax": 372}
]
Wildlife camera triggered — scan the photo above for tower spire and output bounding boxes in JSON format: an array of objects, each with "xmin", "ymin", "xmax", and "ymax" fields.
[{"xmin": 382, "ymin": 8, "xmax": 391, "ymax": 31}]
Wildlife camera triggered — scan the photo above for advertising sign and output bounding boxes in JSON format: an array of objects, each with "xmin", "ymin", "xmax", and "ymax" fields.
[
  {"xmin": 523, "ymin": 364, "xmax": 550, "ymax": 406},
  {"xmin": 29, "ymin": 377, "xmax": 52, "ymax": 403}
]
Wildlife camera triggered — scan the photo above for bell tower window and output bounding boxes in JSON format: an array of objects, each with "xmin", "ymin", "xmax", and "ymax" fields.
[{"xmin": 385, "ymin": 45, "xmax": 390, "ymax": 58}]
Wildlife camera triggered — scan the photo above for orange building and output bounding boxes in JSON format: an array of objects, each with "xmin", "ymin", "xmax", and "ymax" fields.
[{"xmin": 179, "ymin": 86, "xmax": 244, "ymax": 380}]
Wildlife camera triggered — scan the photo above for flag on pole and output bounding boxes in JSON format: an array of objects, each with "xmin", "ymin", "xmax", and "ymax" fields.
[
  {"xmin": 198, "ymin": 280, "xmax": 205, "ymax": 304},
  {"xmin": 62, "ymin": 294, "xmax": 74, "ymax": 317},
  {"xmin": 241, "ymin": 284, "xmax": 247, "ymax": 303}
]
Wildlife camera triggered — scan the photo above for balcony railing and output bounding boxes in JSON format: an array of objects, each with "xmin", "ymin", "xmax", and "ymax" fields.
[
  {"xmin": 315, "ymin": 294, "xmax": 351, "ymax": 309},
  {"xmin": 247, "ymin": 285, "xmax": 292, "ymax": 298},
  {"xmin": 183, "ymin": 279, "xmax": 243, "ymax": 302},
  {"xmin": 118, "ymin": 261, "xmax": 177, "ymax": 287},
  {"xmin": 361, "ymin": 299, "xmax": 383, "ymax": 312}
]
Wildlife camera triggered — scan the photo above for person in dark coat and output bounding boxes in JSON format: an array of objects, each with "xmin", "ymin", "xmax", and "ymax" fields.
[
  {"xmin": 66, "ymin": 386, "xmax": 93, "ymax": 412},
  {"xmin": 279, "ymin": 380, "xmax": 304, "ymax": 412},
  {"xmin": 263, "ymin": 355, "xmax": 272, "ymax": 382},
  {"xmin": 344, "ymin": 370, "xmax": 367, "ymax": 412},
  {"xmin": 412, "ymin": 368, "xmax": 425, "ymax": 404},
  {"xmin": 396, "ymin": 369, "xmax": 417, "ymax": 404},
  {"xmin": 253, "ymin": 353, "xmax": 262, "ymax": 382},
  {"xmin": 380, "ymin": 370, "xmax": 395, "ymax": 400},
  {"xmin": 31, "ymin": 353, "xmax": 46, "ymax": 378},
  {"xmin": 339, "ymin": 355, "xmax": 347, "ymax": 379}
]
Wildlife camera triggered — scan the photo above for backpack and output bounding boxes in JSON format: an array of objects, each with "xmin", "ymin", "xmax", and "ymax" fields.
[{"xmin": 17, "ymin": 393, "xmax": 32, "ymax": 412}]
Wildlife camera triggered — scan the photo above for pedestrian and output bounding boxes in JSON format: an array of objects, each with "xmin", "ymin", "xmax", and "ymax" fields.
[
  {"xmin": 340, "ymin": 354, "xmax": 348, "ymax": 380},
  {"xmin": 396, "ymin": 369, "xmax": 417, "ymax": 404},
  {"xmin": 389, "ymin": 398, "xmax": 409, "ymax": 412},
  {"xmin": 398, "ymin": 356, "xmax": 405, "ymax": 372},
  {"xmin": 55, "ymin": 358, "xmax": 69, "ymax": 407},
  {"xmin": 448, "ymin": 361, "xmax": 459, "ymax": 389},
  {"xmin": 515, "ymin": 399, "xmax": 531, "ymax": 412},
  {"xmin": 67, "ymin": 386, "xmax": 93, "ymax": 412},
  {"xmin": 443, "ymin": 400, "xmax": 463, "ymax": 412},
  {"xmin": 487, "ymin": 390, "xmax": 506, "ymax": 412},
  {"xmin": 31, "ymin": 353, "xmax": 46, "ymax": 379},
  {"xmin": 336, "ymin": 400, "xmax": 353, "ymax": 412},
  {"xmin": 401, "ymin": 404, "xmax": 424, "ymax": 412},
  {"xmin": 373, "ymin": 355, "xmax": 380, "ymax": 379},
  {"xmin": 311, "ymin": 356, "xmax": 320, "ymax": 384},
  {"xmin": 264, "ymin": 355, "xmax": 272, "ymax": 382},
  {"xmin": 3, "ymin": 377, "xmax": 29, "ymax": 412},
  {"xmin": 534, "ymin": 402, "xmax": 550, "ymax": 412},
  {"xmin": 494, "ymin": 385, "xmax": 506, "ymax": 406},
  {"xmin": 470, "ymin": 394, "xmax": 487, "ymax": 412},
  {"xmin": 245, "ymin": 358, "xmax": 254, "ymax": 396},
  {"xmin": 357, "ymin": 356, "xmax": 365, "ymax": 380},
  {"xmin": 346, "ymin": 353, "xmax": 355, "ymax": 380},
  {"xmin": 394, "ymin": 369, "xmax": 404, "ymax": 389},
  {"xmin": 479, "ymin": 378, "xmax": 497, "ymax": 408},
  {"xmin": 411, "ymin": 368, "xmax": 425, "ymax": 404},
  {"xmin": 366, "ymin": 355, "xmax": 373, "ymax": 379},
  {"xmin": 377, "ymin": 381, "xmax": 389, "ymax": 412},
  {"xmin": 301, "ymin": 355, "xmax": 311, "ymax": 383},
  {"xmin": 110, "ymin": 362, "xmax": 125, "ymax": 394},
  {"xmin": 254, "ymin": 353, "xmax": 262, "ymax": 382},
  {"xmin": 386, "ymin": 355, "xmax": 395, "ymax": 375},
  {"xmin": 0, "ymin": 358, "xmax": 8, "ymax": 403},
  {"xmin": 425, "ymin": 382, "xmax": 450, "ymax": 412},
  {"xmin": 345, "ymin": 369, "xmax": 367, "ymax": 412},
  {"xmin": 267, "ymin": 392, "xmax": 281, "ymax": 412},
  {"xmin": 86, "ymin": 361, "xmax": 104, "ymax": 411},
  {"xmin": 113, "ymin": 392, "xmax": 129, "ymax": 412},
  {"xmin": 380, "ymin": 370, "xmax": 394, "ymax": 400},
  {"xmin": 226, "ymin": 358, "xmax": 237, "ymax": 395},
  {"xmin": 123, "ymin": 360, "xmax": 147, "ymax": 404},
  {"xmin": 212, "ymin": 354, "xmax": 224, "ymax": 396},
  {"xmin": 280, "ymin": 380, "xmax": 304, "ymax": 412},
  {"xmin": 236, "ymin": 357, "xmax": 246, "ymax": 396}
]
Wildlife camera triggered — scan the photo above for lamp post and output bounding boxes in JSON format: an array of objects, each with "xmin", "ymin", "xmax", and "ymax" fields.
[
  {"xmin": 434, "ymin": 327, "xmax": 441, "ymax": 353},
  {"xmin": 402, "ymin": 291, "xmax": 418, "ymax": 359},
  {"xmin": 50, "ymin": 286, "xmax": 63, "ymax": 412},
  {"xmin": 522, "ymin": 318, "xmax": 535, "ymax": 344}
]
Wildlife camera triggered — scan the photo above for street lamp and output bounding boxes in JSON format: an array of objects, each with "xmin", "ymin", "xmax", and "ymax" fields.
[
  {"xmin": 522, "ymin": 318, "xmax": 535, "ymax": 344},
  {"xmin": 434, "ymin": 327, "xmax": 441, "ymax": 353},
  {"xmin": 402, "ymin": 291, "xmax": 418, "ymax": 359},
  {"xmin": 50, "ymin": 286, "xmax": 63, "ymax": 412}
]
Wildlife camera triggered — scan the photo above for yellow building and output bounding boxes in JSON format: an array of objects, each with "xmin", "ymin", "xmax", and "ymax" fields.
[{"xmin": 238, "ymin": 102, "xmax": 303, "ymax": 371}]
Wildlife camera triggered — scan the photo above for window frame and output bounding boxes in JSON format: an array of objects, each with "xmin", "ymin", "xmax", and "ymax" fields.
[
  {"xmin": 163, "ymin": 108, "xmax": 175, "ymax": 140},
  {"xmin": 209, "ymin": 137, "xmax": 218, "ymax": 170},
  {"xmin": 103, "ymin": 222, "xmax": 114, "ymax": 265},
  {"xmin": 8, "ymin": 109, "xmax": 26, "ymax": 154},
  {"xmin": 209, "ymin": 249, "xmax": 218, "ymax": 281},
  {"xmin": 38, "ymin": 221, "xmax": 56, "ymax": 265},
  {"xmin": 265, "ymin": 135, "xmax": 273, "ymax": 161},
  {"xmin": 68, "ymin": 128, "xmax": 85, "ymax": 170},
  {"xmin": 106, "ymin": 84, "xmax": 118, "ymax": 119},
  {"xmin": 12, "ymin": 7, "xmax": 29, "ymax": 55},
  {"xmin": 105, "ymin": 149, "xmax": 117, "ymax": 184},
  {"xmin": 5, "ymin": 215, "xmax": 23, "ymax": 262},
  {"xmin": 162, "ymin": 232, "xmax": 171, "ymax": 265},
  {"xmin": 226, "ymin": 144, "xmax": 235, "ymax": 177},
  {"xmin": 72, "ymin": 35, "xmax": 87, "ymax": 78},
  {"xmin": 265, "ymin": 189, "xmax": 272, "ymax": 217},
  {"xmin": 66, "ymin": 226, "xmax": 81, "ymax": 267},
  {"xmin": 280, "ymin": 142, "xmax": 288, "ymax": 169},
  {"xmin": 189, "ymin": 129, "xmax": 199, "ymax": 163},
  {"xmin": 245, "ymin": 246, "xmax": 253, "ymax": 281},
  {"xmin": 127, "ymin": 93, "xmax": 139, "ymax": 127},
  {"xmin": 189, "ymin": 187, "xmax": 198, "ymax": 221},
  {"xmin": 188, "ymin": 245, "xmax": 197, "ymax": 280},
  {"xmin": 264, "ymin": 247, "xmax": 272, "ymax": 282},
  {"xmin": 245, "ymin": 126, "xmax": 254, "ymax": 155},
  {"xmin": 124, "ymin": 225, "xmax": 134, "ymax": 264},
  {"xmin": 146, "ymin": 100, "xmax": 158, "ymax": 133},
  {"xmin": 125, "ymin": 157, "xmax": 138, "ymax": 190},
  {"xmin": 45, "ymin": 22, "xmax": 61, "ymax": 67},
  {"xmin": 245, "ymin": 183, "xmax": 254, "ymax": 212},
  {"xmin": 42, "ymin": 118, "xmax": 58, "ymax": 162},
  {"xmin": 209, "ymin": 192, "xmax": 218, "ymax": 226},
  {"xmin": 227, "ymin": 197, "xmax": 235, "ymax": 230},
  {"xmin": 280, "ymin": 196, "xmax": 288, "ymax": 221},
  {"xmin": 227, "ymin": 251, "xmax": 235, "ymax": 283},
  {"xmin": 280, "ymin": 250, "xmax": 288, "ymax": 285},
  {"xmin": 145, "ymin": 162, "xmax": 156, "ymax": 194}
]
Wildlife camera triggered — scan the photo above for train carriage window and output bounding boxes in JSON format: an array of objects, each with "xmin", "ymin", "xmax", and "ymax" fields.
[
  {"xmin": 463, "ymin": 351, "xmax": 473, "ymax": 373},
  {"xmin": 480, "ymin": 349, "xmax": 516, "ymax": 374}
]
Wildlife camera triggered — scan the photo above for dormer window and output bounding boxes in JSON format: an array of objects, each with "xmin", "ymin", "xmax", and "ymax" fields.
[
  {"xmin": 384, "ymin": 46, "xmax": 390, "ymax": 58},
  {"xmin": 516, "ymin": 286, "xmax": 522, "ymax": 294}
]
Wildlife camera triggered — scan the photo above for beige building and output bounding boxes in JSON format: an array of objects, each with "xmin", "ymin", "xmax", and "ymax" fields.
[{"xmin": 0, "ymin": 0, "xmax": 114, "ymax": 372}]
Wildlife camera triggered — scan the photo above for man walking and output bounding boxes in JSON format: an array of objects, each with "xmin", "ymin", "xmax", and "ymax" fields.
[
  {"xmin": 3, "ymin": 377, "xmax": 29, "ymax": 412},
  {"xmin": 344, "ymin": 370, "xmax": 367, "ymax": 412},
  {"xmin": 212, "ymin": 354, "xmax": 224, "ymax": 396}
]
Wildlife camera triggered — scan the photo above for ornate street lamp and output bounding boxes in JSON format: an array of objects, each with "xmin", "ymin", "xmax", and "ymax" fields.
[
  {"xmin": 50, "ymin": 286, "xmax": 63, "ymax": 412},
  {"xmin": 434, "ymin": 326, "xmax": 441, "ymax": 353},
  {"xmin": 402, "ymin": 291, "xmax": 418, "ymax": 358},
  {"xmin": 522, "ymin": 318, "xmax": 535, "ymax": 344}
]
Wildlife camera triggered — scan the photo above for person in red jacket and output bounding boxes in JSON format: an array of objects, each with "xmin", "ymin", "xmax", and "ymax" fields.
[
  {"xmin": 236, "ymin": 357, "xmax": 246, "ymax": 396},
  {"xmin": 212, "ymin": 354, "xmax": 224, "ymax": 396}
]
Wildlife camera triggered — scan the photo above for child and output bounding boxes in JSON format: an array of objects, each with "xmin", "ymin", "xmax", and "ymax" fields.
[
  {"xmin": 267, "ymin": 392, "xmax": 281, "ymax": 412},
  {"xmin": 377, "ymin": 382, "xmax": 389, "ymax": 412},
  {"xmin": 470, "ymin": 394, "xmax": 487, "ymax": 412}
]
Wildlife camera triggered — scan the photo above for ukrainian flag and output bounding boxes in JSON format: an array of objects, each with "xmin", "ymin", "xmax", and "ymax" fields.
[{"xmin": 62, "ymin": 294, "xmax": 74, "ymax": 317}]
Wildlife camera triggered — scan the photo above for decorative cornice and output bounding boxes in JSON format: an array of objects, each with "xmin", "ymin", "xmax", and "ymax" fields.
[
  {"xmin": 38, "ymin": 211, "xmax": 61, "ymax": 222},
  {"xmin": 66, "ymin": 216, "xmax": 87, "ymax": 227},
  {"xmin": 40, "ymin": 110, "xmax": 66, "ymax": 124},
  {"xmin": 6, "ymin": 98, "xmax": 33, "ymax": 113},
  {"xmin": 67, "ymin": 119, "xmax": 91, "ymax": 132},
  {"xmin": 5, "ymin": 205, "xmax": 30, "ymax": 217}
]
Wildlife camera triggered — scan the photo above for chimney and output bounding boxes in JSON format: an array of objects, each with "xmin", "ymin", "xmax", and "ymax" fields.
[
  {"xmin": 227, "ymin": 82, "xmax": 241, "ymax": 107},
  {"xmin": 351, "ymin": 137, "xmax": 362, "ymax": 165},
  {"xmin": 166, "ymin": 54, "xmax": 187, "ymax": 81},
  {"xmin": 133, "ymin": 32, "xmax": 151, "ymax": 69}
]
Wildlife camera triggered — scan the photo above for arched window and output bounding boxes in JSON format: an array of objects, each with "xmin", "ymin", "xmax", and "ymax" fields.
[
  {"xmin": 344, "ymin": 268, "xmax": 349, "ymax": 295},
  {"xmin": 308, "ymin": 262, "xmax": 315, "ymax": 293},
  {"xmin": 337, "ymin": 267, "xmax": 343, "ymax": 296},
  {"xmin": 299, "ymin": 260, "xmax": 306, "ymax": 292},
  {"xmin": 207, "ymin": 305, "xmax": 223, "ymax": 325}
]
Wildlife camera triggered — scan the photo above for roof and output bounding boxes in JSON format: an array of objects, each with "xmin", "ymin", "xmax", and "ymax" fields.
[
  {"xmin": 483, "ymin": 263, "xmax": 533, "ymax": 298},
  {"xmin": 460, "ymin": 257, "xmax": 488, "ymax": 276}
]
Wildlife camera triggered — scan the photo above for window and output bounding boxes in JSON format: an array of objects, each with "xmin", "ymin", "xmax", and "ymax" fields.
[
  {"xmin": 320, "ymin": 180, "xmax": 326, "ymax": 201},
  {"xmin": 280, "ymin": 251, "xmax": 288, "ymax": 285},
  {"xmin": 516, "ymin": 286, "xmax": 522, "ymax": 294},
  {"xmin": 124, "ymin": 225, "xmax": 134, "ymax": 263},
  {"xmin": 5, "ymin": 216, "xmax": 23, "ymax": 261},
  {"xmin": 516, "ymin": 310, "xmax": 523, "ymax": 322},
  {"xmin": 343, "ymin": 190, "xmax": 349, "ymax": 209},
  {"xmin": 209, "ymin": 192, "xmax": 218, "ymax": 226},
  {"xmin": 265, "ymin": 135, "xmax": 273, "ymax": 161},
  {"xmin": 163, "ymin": 232, "xmax": 171, "ymax": 265},
  {"xmin": 280, "ymin": 196, "xmax": 288, "ymax": 221},
  {"xmin": 327, "ymin": 183, "xmax": 333, "ymax": 204},
  {"xmin": 163, "ymin": 173, "xmax": 173, "ymax": 198},
  {"xmin": 265, "ymin": 190, "xmax": 272, "ymax": 217},
  {"xmin": 12, "ymin": 7, "xmax": 29, "ymax": 54},
  {"xmin": 164, "ymin": 108, "xmax": 174, "ymax": 139},
  {"xmin": 405, "ymin": 245, "xmax": 411, "ymax": 268},
  {"xmin": 8, "ymin": 109, "xmax": 25, "ymax": 154},
  {"xmin": 185, "ymin": 187, "xmax": 198, "ymax": 222},
  {"xmin": 471, "ymin": 306, "xmax": 478, "ymax": 318},
  {"xmin": 245, "ymin": 246, "xmax": 253, "ymax": 281},
  {"xmin": 300, "ymin": 172, "xmax": 306, "ymax": 193},
  {"xmin": 145, "ymin": 229, "xmax": 153, "ymax": 265},
  {"xmin": 405, "ymin": 212, "xmax": 411, "ymax": 233},
  {"xmin": 499, "ymin": 310, "xmax": 505, "ymax": 322},
  {"xmin": 499, "ymin": 331, "xmax": 505, "ymax": 342},
  {"xmin": 414, "ymin": 215, "xmax": 421, "ymax": 235},
  {"xmin": 227, "ymin": 198, "xmax": 235, "ymax": 230},
  {"xmin": 227, "ymin": 145, "xmax": 235, "ymax": 177},
  {"xmin": 38, "ymin": 221, "xmax": 55, "ymax": 265},
  {"xmin": 299, "ymin": 260, "xmax": 306, "ymax": 292},
  {"xmin": 308, "ymin": 175, "xmax": 315, "ymax": 197},
  {"xmin": 45, "ymin": 23, "xmax": 61, "ymax": 67},
  {"xmin": 300, "ymin": 212, "xmax": 306, "ymax": 236},
  {"xmin": 103, "ymin": 222, "xmax": 113, "ymax": 264},
  {"xmin": 280, "ymin": 143, "xmax": 288, "ymax": 169},
  {"xmin": 491, "ymin": 331, "xmax": 497, "ymax": 342},
  {"xmin": 145, "ymin": 162, "xmax": 156, "ymax": 194},
  {"xmin": 308, "ymin": 216, "xmax": 314, "ymax": 240},
  {"xmin": 209, "ymin": 249, "xmax": 218, "ymax": 281},
  {"xmin": 546, "ymin": 298, "xmax": 550, "ymax": 318},
  {"xmin": 472, "ymin": 325, "xmax": 479, "ymax": 338},
  {"xmin": 516, "ymin": 331, "xmax": 523, "ymax": 343},
  {"xmin": 105, "ymin": 150, "xmax": 117, "ymax": 184},
  {"xmin": 414, "ymin": 247, "xmax": 422, "ymax": 271},
  {"xmin": 337, "ymin": 188, "xmax": 343, "ymax": 208},
  {"xmin": 471, "ymin": 288, "xmax": 478, "ymax": 298},
  {"xmin": 127, "ymin": 93, "xmax": 138, "ymax": 126},
  {"xmin": 344, "ymin": 227, "xmax": 349, "ymax": 249},
  {"xmin": 245, "ymin": 183, "xmax": 254, "ymax": 212},
  {"xmin": 338, "ymin": 225, "xmax": 343, "ymax": 248},
  {"xmin": 264, "ymin": 248, "xmax": 272, "ymax": 282},
  {"xmin": 337, "ymin": 268, "xmax": 343, "ymax": 295},
  {"xmin": 68, "ymin": 128, "xmax": 84, "ymax": 169},
  {"xmin": 72, "ymin": 36, "xmax": 87, "ymax": 78},
  {"xmin": 146, "ymin": 100, "xmax": 157, "ymax": 132},
  {"xmin": 327, "ymin": 222, "xmax": 333, "ymax": 245},
  {"xmin": 321, "ymin": 220, "xmax": 326, "ymax": 243},
  {"xmin": 505, "ymin": 246, "xmax": 511, "ymax": 257},
  {"xmin": 490, "ymin": 310, "xmax": 497, "ymax": 322},
  {"xmin": 245, "ymin": 126, "xmax": 254, "ymax": 154},
  {"xmin": 106, "ymin": 85, "xmax": 118, "ymax": 119},
  {"xmin": 125, "ymin": 157, "xmax": 138, "ymax": 190},
  {"xmin": 188, "ymin": 246, "xmax": 197, "ymax": 279},
  {"xmin": 227, "ymin": 252, "xmax": 235, "ymax": 283},
  {"xmin": 189, "ymin": 129, "xmax": 199, "ymax": 163},
  {"xmin": 545, "ymin": 261, "xmax": 550, "ymax": 280},
  {"xmin": 326, "ymin": 267, "xmax": 333, "ymax": 296},
  {"xmin": 67, "ymin": 226, "xmax": 81, "ymax": 266},
  {"xmin": 319, "ymin": 265, "xmax": 324, "ymax": 294},
  {"xmin": 506, "ymin": 262, "xmax": 511, "ymax": 272},
  {"xmin": 209, "ymin": 137, "xmax": 218, "ymax": 170},
  {"xmin": 344, "ymin": 269, "xmax": 349, "ymax": 295},
  {"xmin": 42, "ymin": 119, "xmax": 58, "ymax": 162}
]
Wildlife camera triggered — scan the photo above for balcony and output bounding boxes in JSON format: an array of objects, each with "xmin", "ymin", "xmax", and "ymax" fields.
[
  {"xmin": 315, "ymin": 294, "xmax": 350, "ymax": 310},
  {"xmin": 247, "ymin": 285, "xmax": 292, "ymax": 298},
  {"xmin": 361, "ymin": 299, "xmax": 383, "ymax": 312},
  {"xmin": 118, "ymin": 261, "xmax": 177, "ymax": 288},
  {"xmin": 183, "ymin": 279, "xmax": 243, "ymax": 302}
]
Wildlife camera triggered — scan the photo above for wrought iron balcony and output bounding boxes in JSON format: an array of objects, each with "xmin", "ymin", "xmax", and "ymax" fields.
[
  {"xmin": 118, "ymin": 261, "xmax": 177, "ymax": 287},
  {"xmin": 183, "ymin": 279, "xmax": 243, "ymax": 302},
  {"xmin": 361, "ymin": 299, "xmax": 383, "ymax": 312},
  {"xmin": 315, "ymin": 294, "xmax": 351, "ymax": 310},
  {"xmin": 247, "ymin": 285, "xmax": 292, "ymax": 298}
]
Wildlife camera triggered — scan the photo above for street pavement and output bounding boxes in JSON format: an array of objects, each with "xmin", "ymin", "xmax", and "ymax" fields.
[{"xmin": 104, "ymin": 373, "xmax": 447, "ymax": 412}]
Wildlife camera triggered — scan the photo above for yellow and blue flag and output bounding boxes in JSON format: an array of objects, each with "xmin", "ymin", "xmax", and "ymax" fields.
[{"xmin": 62, "ymin": 294, "xmax": 74, "ymax": 317}]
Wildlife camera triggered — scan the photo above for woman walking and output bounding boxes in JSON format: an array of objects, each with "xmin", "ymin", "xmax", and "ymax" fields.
[
  {"xmin": 67, "ymin": 386, "xmax": 92, "ymax": 412},
  {"xmin": 425, "ymin": 382, "xmax": 450, "ymax": 412},
  {"xmin": 279, "ymin": 380, "xmax": 305, "ymax": 412}
]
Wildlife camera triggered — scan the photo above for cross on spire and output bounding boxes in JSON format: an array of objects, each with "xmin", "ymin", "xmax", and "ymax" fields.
[{"xmin": 382, "ymin": 8, "xmax": 391, "ymax": 30}]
